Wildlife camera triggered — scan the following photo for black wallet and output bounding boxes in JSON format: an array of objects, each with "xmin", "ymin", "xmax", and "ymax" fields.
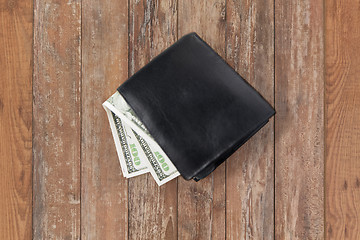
[{"xmin": 117, "ymin": 32, "xmax": 275, "ymax": 181}]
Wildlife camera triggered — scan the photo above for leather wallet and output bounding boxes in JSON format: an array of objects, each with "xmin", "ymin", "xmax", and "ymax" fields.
[{"xmin": 117, "ymin": 32, "xmax": 275, "ymax": 181}]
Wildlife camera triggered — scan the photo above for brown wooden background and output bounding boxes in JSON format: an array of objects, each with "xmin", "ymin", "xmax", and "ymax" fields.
[{"xmin": 1, "ymin": 0, "xmax": 359, "ymax": 239}]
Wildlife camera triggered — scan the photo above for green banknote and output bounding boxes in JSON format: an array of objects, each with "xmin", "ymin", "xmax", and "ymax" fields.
[
  {"xmin": 104, "ymin": 108, "xmax": 149, "ymax": 178},
  {"xmin": 132, "ymin": 129, "xmax": 179, "ymax": 186},
  {"xmin": 103, "ymin": 92, "xmax": 180, "ymax": 186}
]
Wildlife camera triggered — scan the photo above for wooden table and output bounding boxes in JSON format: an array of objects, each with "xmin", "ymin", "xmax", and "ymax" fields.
[{"xmin": 1, "ymin": 0, "xmax": 359, "ymax": 239}]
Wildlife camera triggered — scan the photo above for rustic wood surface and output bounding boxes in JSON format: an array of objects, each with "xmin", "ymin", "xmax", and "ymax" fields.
[
  {"xmin": 33, "ymin": 0, "xmax": 82, "ymax": 239},
  {"xmin": 2, "ymin": 0, "xmax": 360, "ymax": 239},
  {"xmin": 127, "ymin": 1, "xmax": 178, "ymax": 239},
  {"xmin": 325, "ymin": 0, "xmax": 360, "ymax": 239},
  {"xmin": 0, "ymin": 0, "xmax": 33, "ymax": 239},
  {"xmin": 81, "ymin": 0, "xmax": 129, "ymax": 239},
  {"xmin": 274, "ymin": 0, "xmax": 325, "ymax": 239},
  {"xmin": 225, "ymin": 0, "xmax": 274, "ymax": 239}
]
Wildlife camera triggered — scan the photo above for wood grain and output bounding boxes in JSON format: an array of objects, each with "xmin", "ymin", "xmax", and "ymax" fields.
[
  {"xmin": 33, "ymin": 0, "xmax": 81, "ymax": 239},
  {"xmin": 177, "ymin": 1, "xmax": 226, "ymax": 239},
  {"xmin": 325, "ymin": 0, "xmax": 360, "ymax": 238},
  {"xmin": 275, "ymin": 0, "xmax": 324, "ymax": 239},
  {"xmin": 225, "ymin": 0, "xmax": 275, "ymax": 239},
  {"xmin": 5, "ymin": 0, "xmax": 360, "ymax": 237},
  {"xmin": 81, "ymin": 0, "xmax": 129, "ymax": 239},
  {"xmin": 0, "ymin": 0, "xmax": 33, "ymax": 238},
  {"xmin": 128, "ymin": 1, "xmax": 178, "ymax": 239}
]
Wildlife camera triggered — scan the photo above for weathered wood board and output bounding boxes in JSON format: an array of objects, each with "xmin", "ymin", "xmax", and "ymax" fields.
[
  {"xmin": 325, "ymin": 0, "xmax": 360, "ymax": 238},
  {"xmin": 33, "ymin": 0, "xmax": 82, "ymax": 239},
  {"xmin": 0, "ymin": 0, "xmax": 33, "ymax": 238},
  {"xmin": 275, "ymin": 0, "xmax": 325, "ymax": 239},
  {"xmin": 127, "ymin": 1, "xmax": 178, "ymax": 239},
  {"xmin": 81, "ymin": 0, "xmax": 129, "ymax": 239},
  {"xmin": 225, "ymin": 0, "xmax": 275, "ymax": 239}
]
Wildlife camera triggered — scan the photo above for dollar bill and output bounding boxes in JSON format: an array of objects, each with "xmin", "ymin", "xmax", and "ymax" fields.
[
  {"xmin": 103, "ymin": 91, "xmax": 180, "ymax": 186},
  {"xmin": 104, "ymin": 91, "xmax": 150, "ymax": 137},
  {"xmin": 104, "ymin": 108, "xmax": 149, "ymax": 178},
  {"xmin": 132, "ymin": 130, "xmax": 179, "ymax": 186}
]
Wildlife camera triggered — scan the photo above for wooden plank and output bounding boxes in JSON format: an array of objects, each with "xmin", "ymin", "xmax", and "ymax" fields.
[
  {"xmin": 274, "ymin": 0, "xmax": 324, "ymax": 239},
  {"xmin": 33, "ymin": 0, "xmax": 81, "ymax": 238},
  {"xmin": 128, "ymin": 1, "xmax": 178, "ymax": 239},
  {"xmin": 80, "ymin": 0, "xmax": 129, "ymax": 239},
  {"xmin": 325, "ymin": 0, "xmax": 360, "ymax": 238},
  {"xmin": 177, "ymin": 1, "xmax": 226, "ymax": 239},
  {"xmin": 225, "ymin": 0, "xmax": 274, "ymax": 239},
  {"xmin": 0, "ymin": 0, "xmax": 33, "ymax": 239}
]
